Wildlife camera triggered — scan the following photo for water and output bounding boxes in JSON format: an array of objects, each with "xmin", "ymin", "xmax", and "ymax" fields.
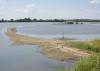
[
  {"xmin": 16, "ymin": 22, "xmax": 100, "ymax": 40},
  {"xmin": 0, "ymin": 22, "xmax": 100, "ymax": 71}
]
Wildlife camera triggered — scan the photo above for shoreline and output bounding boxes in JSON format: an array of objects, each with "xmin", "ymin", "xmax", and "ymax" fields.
[{"xmin": 5, "ymin": 27, "xmax": 90, "ymax": 61}]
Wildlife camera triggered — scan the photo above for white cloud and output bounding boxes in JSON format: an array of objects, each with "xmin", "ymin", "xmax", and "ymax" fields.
[
  {"xmin": 90, "ymin": 0, "xmax": 100, "ymax": 4},
  {"xmin": 86, "ymin": 0, "xmax": 100, "ymax": 14},
  {"xmin": 12, "ymin": 4, "xmax": 35, "ymax": 13},
  {"xmin": 0, "ymin": 3, "xmax": 37, "ymax": 19},
  {"xmin": 84, "ymin": 9, "xmax": 100, "ymax": 14}
]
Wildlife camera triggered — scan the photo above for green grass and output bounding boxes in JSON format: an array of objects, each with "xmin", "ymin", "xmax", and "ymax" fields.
[
  {"xmin": 69, "ymin": 55, "xmax": 100, "ymax": 71},
  {"xmin": 57, "ymin": 55, "xmax": 100, "ymax": 71},
  {"xmin": 67, "ymin": 41, "xmax": 89, "ymax": 50},
  {"xmin": 88, "ymin": 39, "xmax": 100, "ymax": 53},
  {"xmin": 65, "ymin": 39, "xmax": 100, "ymax": 53},
  {"xmin": 57, "ymin": 39, "xmax": 100, "ymax": 71}
]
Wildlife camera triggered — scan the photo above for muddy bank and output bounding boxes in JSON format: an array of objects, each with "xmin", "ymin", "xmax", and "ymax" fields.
[{"xmin": 41, "ymin": 46, "xmax": 78, "ymax": 61}]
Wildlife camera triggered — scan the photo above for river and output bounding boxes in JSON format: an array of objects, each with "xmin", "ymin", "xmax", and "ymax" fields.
[{"xmin": 0, "ymin": 22, "xmax": 100, "ymax": 71}]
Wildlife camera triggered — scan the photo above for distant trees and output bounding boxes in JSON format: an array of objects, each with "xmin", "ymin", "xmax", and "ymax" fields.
[
  {"xmin": 0, "ymin": 19, "xmax": 5, "ymax": 22},
  {"xmin": 14, "ymin": 18, "xmax": 65, "ymax": 22},
  {"xmin": 10, "ymin": 19, "xmax": 14, "ymax": 22},
  {"xmin": 66, "ymin": 19, "xmax": 100, "ymax": 22},
  {"xmin": 0, "ymin": 18, "xmax": 100, "ymax": 22},
  {"xmin": 15, "ymin": 18, "xmax": 32, "ymax": 22},
  {"xmin": 33, "ymin": 18, "xmax": 37, "ymax": 22}
]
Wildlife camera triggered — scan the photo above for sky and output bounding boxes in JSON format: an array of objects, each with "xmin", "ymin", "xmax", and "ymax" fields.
[{"xmin": 0, "ymin": 0, "xmax": 100, "ymax": 19}]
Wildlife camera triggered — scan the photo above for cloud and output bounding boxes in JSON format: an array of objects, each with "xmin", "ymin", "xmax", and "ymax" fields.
[
  {"xmin": 86, "ymin": 0, "xmax": 100, "ymax": 14},
  {"xmin": 12, "ymin": 4, "xmax": 35, "ymax": 13},
  {"xmin": 90, "ymin": 0, "xmax": 100, "ymax": 4},
  {"xmin": 0, "ymin": 3, "xmax": 36, "ymax": 19},
  {"xmin": 84, "ymin": 9, "xmax": 100, "ymax": 14}
]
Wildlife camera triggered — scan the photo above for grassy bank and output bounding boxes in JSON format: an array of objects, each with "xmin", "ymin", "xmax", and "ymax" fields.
[
  {"xmin": 57, "ymin": 55, "xmax": 100, "ymax": 71},
  {"xmin": 65, "ymin": 39, "xmax": 100, "ymax": 53},
  {"xmin": 70, "ymin": 55, "xmax": 100, "ymax": 71},
  {"xmin": 57, "ymin": 39, "xmax": 100, "ymax": 71}
]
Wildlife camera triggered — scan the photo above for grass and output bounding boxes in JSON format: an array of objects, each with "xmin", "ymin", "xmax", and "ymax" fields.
[
  {"xmin": 57, "ymin": 39, "xmax": 100, "ymax": 71},
  {"xmin": 57, "ymin": 54, "xmax": 100, "ymax": 71},
  {"xmin": 65, "ymin": 39, "xmax": 100, "ymax": 53},
  {"xmin": 66, "ymin": 41, "xmax": 89, "ymax": 51},
  {"xmin": 88, "ymin": 39, "xmax": 100, "ymax": 53},
  {"xmin": 68, "ymin": 55, "xmax": 100, "ymax": 71}
]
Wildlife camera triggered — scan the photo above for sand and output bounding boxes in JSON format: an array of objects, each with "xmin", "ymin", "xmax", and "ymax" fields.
[{"xmin": 5, "ymin": 27, "xmax": 90, "ymax": 61}]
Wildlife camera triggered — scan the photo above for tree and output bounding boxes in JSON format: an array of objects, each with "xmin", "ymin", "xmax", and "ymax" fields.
[
  {"xmin": 33, "ymin": 18, "xmax": 37, "ymax": 22},
  {"xmin": 10, "ymin": 19, "xmax": 14, "ymax": 22},
  {"xmin": 1, "ymin": 19, "xmax": 4, "ymax": 22}
]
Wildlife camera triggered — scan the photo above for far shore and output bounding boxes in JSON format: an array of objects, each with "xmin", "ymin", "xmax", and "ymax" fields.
[{"xmin": 5, "ymin": 27, "xmax": 90, "ymax": 61}]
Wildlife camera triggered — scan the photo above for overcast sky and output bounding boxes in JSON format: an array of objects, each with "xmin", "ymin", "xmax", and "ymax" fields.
[{"xmin": 0, "ymin": 0, "xmax": 100, "ymax": 19}]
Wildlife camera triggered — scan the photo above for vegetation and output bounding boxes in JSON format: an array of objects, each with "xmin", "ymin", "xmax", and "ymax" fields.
[
  {"xmin": 68, "ymin": 55, "xmax": 100, "ymax": 71},
  {"xmin": 57, "ymin": 39, "xmax": 100, "ymax": 71},
  {"xmin": 66, "ymin": 41, "xmax": 89, "ymax": 51},
  {"xmin": 88, "ymin": 39, "xmax": 100, "ymax": 52},
  {"xmin": 65, "ymin": 39, "xmax": 100, "ymax": 53},
  {"xmin": 0, "ymin": 18, "xmax": 65, "ymax": 22},
  {"xmin": 66, "ymin": 19, "xmax": 100, "ymax": 22},
  {"xmin": 0, "ymin": 18, "xmax": 100, "ymax": 22},
  {"xmin": 57, "ymin": 55, "xmax": 100, "ymax": 71}
]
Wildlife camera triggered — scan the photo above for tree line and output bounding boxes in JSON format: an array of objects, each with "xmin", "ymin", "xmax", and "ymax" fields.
[
  {"xmin": 66, "ymin": 19, "xmax": 100, "ymax": 22},
  {"xmin": 0, "ymin": 18, "xmax": 100, "ymax": 22},
  {"xmin": 0, "ymin": 18, "xmax": 65, "ymax": 22}
]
